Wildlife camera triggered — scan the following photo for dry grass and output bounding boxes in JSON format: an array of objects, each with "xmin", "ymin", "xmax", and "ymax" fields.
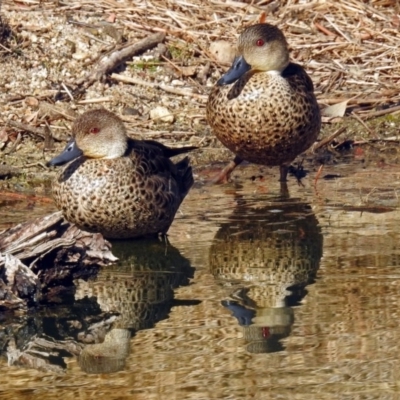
[
  {"xmin": 0, "ymin": 0, "xmax": 400, "ymax": 177},
  {"xmin": 34, "ymin": 0, "xmax": 400, "ymax": 114}
]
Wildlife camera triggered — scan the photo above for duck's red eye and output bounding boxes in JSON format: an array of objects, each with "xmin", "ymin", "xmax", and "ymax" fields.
[
  {"xmin": 256, "ymin": 39, "xmax": 264, "ymax": 46},
  {"xmin": 89, "ymin": 127, "xmax": 100, "ymax": 134}
]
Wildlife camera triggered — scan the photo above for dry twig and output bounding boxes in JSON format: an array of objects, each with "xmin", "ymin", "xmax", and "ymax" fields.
[
  {"xmin": 111, "ymin": 73, "xmax": 207, "ymax": 100},
  {"xmin": 312, "ymin": 127, "xmax": 347, "ymax": 152},
  {"xmin": 75, "ymin": 32, "xmax": 165, "ymax": 90}
]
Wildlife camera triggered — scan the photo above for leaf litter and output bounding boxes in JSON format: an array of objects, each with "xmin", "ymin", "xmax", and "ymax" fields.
[{"xmin": 0, "ymin": 0, "xmax": 399, "ymax": 185}]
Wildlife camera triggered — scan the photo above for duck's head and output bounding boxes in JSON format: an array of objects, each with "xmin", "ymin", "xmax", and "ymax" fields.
[
  {"xmin": 47, "ymin": 109, "xmax": 128, "ymax": 166},
  {"xmin": 217, "ymin": 23, "xmax": 289, "ymax": 86}
]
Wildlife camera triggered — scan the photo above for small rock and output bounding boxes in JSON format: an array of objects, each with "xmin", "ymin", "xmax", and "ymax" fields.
[
  {"xmin": 180, "ymin": 65, "xmax": 197, "ymax": 77},
  {"xmin": 24, "ymin": 96, "xmax": 39, "ymax": 108},
  {"xmin": 209, "ymin": 40, "xmax": 236, "ymax": 65},
  {"xmin": 150, "ymin": 106, "xmax": 174, "ymax": 124},
  {"xmin": 72, "ymin": 52, "xmax": 88, "ymax": 61},
  {"xmin": 171, "ymin": 79, "xmax": 184, "ymax": 86}
]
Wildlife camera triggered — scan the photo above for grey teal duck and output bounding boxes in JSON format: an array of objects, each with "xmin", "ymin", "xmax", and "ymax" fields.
[
  {"xmin": 47, "ymin": 109, "xmax": 196, "ymax": 239},
  {"xmin": 207, "ymin": 23, "xmax": 321, "ymax": 183}
]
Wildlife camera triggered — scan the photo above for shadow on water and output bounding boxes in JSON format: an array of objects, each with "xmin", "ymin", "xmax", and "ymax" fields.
[
  {"xmin": 209, "ymin": 196, "xmax": 323, "ymax": 353},
  {"xmin": 0, "ymin": 238, "xmax": 196, "ymax": 375}
]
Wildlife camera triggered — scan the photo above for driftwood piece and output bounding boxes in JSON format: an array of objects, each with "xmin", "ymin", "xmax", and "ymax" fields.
[
  {"xmin": 0, "ymin": 212, "xmax": 65, "ymax": 257},
  {"xmin": 2, "ymin": 253, "xmax": 41, "ymax": 303},
  {"xmin": 75, "ymin": 32, "xmax": 165, "ymax": 90},
  {"xmin": 0, "ymin": 279, "xmax": 25, "ymax": 310},
  {"xmin": 0, "ymin": 212, "xmax": 118, "ymax": 310},
  {"xmin": 3, "ymin": 308, "xmax": 118, "ymax": 373},
  {"xmin": 7, "ymin": 337, "xmax": 66, "ymax": 374}
]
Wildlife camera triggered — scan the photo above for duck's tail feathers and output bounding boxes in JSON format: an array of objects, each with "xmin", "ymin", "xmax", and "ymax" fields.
[
  {"xmin": 166, "ymin": 145, "xmax": 198, "ymax": 158},
  {"xmin": 176, "ymin": 156, "xmax": 194, "ymax": 199},
  {"xmin": 143, "ymin": 140, "xmax": 197, "ymax": 158}
]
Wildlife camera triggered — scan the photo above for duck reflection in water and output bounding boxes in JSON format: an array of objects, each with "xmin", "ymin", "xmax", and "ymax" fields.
[
  {"xmin": 0, "ymin": 238, "xmax": 196, "ymax": 375},
  {"xmin": 209, "ymin": 197, "xmax": 323, "ymax": 353},
  {"xmin": 76, "ymin": 238, "xmax": 196, "ymax": 374}
]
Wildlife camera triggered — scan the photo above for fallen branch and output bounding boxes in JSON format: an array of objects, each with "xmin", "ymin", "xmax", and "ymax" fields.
[
  {"xmin": 75, "ymin": 32, "xmax": 166, "ymax": 90},
  {"xmin": 0, "ymin": 212, "xmax": 117, "ymax": 310},
  {"xmin": 359, "ymin": 104, "xmax": 400, "ymax": 121},
  {"xmin": 312, "ymin": 127, "xmax": 347, "ymax": 152},
  {"xmin": 6, "ymin": 120, "xmax": 45, "ymax": 139},
  {"xmin": 352, "ymin": 138, "xmax": 400, "ymax": 145}
]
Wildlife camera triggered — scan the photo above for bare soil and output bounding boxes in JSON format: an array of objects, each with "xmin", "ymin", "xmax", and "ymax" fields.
[{"xmin": 1, "ymin": 0, "xmax": 400, "ymax": 193}]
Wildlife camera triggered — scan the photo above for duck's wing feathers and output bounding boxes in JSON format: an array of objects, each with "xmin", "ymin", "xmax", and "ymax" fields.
[
  {"xmin": 282, "ymin": 62, "xmax": 315, "ymax": 92},
  {"xmin": 127, "ymin": 139, "xmax": 194, "ymax": 200},
  {"xmin": 130, "ymin": 139, "xmax": 197, "ymax": 159},
  {"xmin": 174, "ymin": 156, "xmax": 194, "ymax": 199}
]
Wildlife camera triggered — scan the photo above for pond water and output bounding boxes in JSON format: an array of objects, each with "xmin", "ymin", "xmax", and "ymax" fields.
[{"xmin": 1, "ymin": 160, "xmax": 400, "ymax": 399}]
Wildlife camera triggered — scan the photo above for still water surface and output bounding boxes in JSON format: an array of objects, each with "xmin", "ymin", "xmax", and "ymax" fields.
[{"xmin": 1, "ymin": 162, "xmax": 400, "ymax": 399}]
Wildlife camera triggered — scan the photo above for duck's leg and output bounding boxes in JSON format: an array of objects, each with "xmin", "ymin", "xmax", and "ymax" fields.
[
  {"xmin": 212, "ymin": 155, "xmax": 243, "ymax": 184},
  {"xmin": 279, "ymin": 164, "xmax": 289, "ymax": 182}
]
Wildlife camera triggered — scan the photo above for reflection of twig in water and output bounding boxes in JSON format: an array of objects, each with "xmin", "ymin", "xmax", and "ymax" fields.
[
  {"xmin": 160, "ymin": 233, "xmax": 169, "ymax": 256},
  {"xmin": 362, "ymin": 187, "xmax": 378, "ymax": 205},
  {"xmin": 314, "ymin": 165, "xmax": 324, "ymax": 188}
]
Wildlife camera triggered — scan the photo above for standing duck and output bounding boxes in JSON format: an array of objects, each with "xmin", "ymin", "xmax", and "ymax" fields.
[
  {"xmin": 47, "ymin": 109, "xmax": 195, "ymax": 239},
  {"xmin": 207, "ymin": 23, "xmax": 321, "ymax": 183}
]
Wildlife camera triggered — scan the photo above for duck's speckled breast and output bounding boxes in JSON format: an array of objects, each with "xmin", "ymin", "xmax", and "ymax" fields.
[
  {"xmin": 52, "ymin": 156, "xmax": 180, "ymax": 239},
  {"xmin": 207, "ymin": 63, "xmax": 321, "ymax": 166}
]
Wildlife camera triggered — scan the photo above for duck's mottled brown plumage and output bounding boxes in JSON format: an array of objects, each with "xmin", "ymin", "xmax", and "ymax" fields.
[
  {"xmin": 49, "ymin": 109, "xmax": 195, "ymax": 239},
  {"xmin": 207, "ymin": 23, "xmax": 321, "ymax": 182}
]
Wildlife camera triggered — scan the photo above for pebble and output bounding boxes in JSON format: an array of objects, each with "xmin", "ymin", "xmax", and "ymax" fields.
[
  {"xmin": 150, "ymin": 106, "xmax": 174, "ymax": 124},
  {"xmin": 209, "ymin": 40, "xmax": 235, "ymax": 65}
]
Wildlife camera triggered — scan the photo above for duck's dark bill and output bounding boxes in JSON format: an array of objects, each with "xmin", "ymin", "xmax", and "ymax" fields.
[
  {"xmin": 217, "ymin": 55, "xmax": 251, "ymax": 86},
  {"xmin": 47, "ymin": 138, "xmax": 83, "ymax": 167}
]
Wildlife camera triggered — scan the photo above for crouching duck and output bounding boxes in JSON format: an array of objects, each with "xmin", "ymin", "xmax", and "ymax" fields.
[{"xmin": 47, "ymin": 109, "xmax": 195, "ymax": 239}]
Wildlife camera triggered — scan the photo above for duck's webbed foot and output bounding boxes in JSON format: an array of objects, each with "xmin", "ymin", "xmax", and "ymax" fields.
[
  {"xmin": 212, "ymin": 155, "xmax": 243, "ymax": 184},
  {"xmin": 287, "ymin": 162, "xmax": 308, "ymax": 185}
]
